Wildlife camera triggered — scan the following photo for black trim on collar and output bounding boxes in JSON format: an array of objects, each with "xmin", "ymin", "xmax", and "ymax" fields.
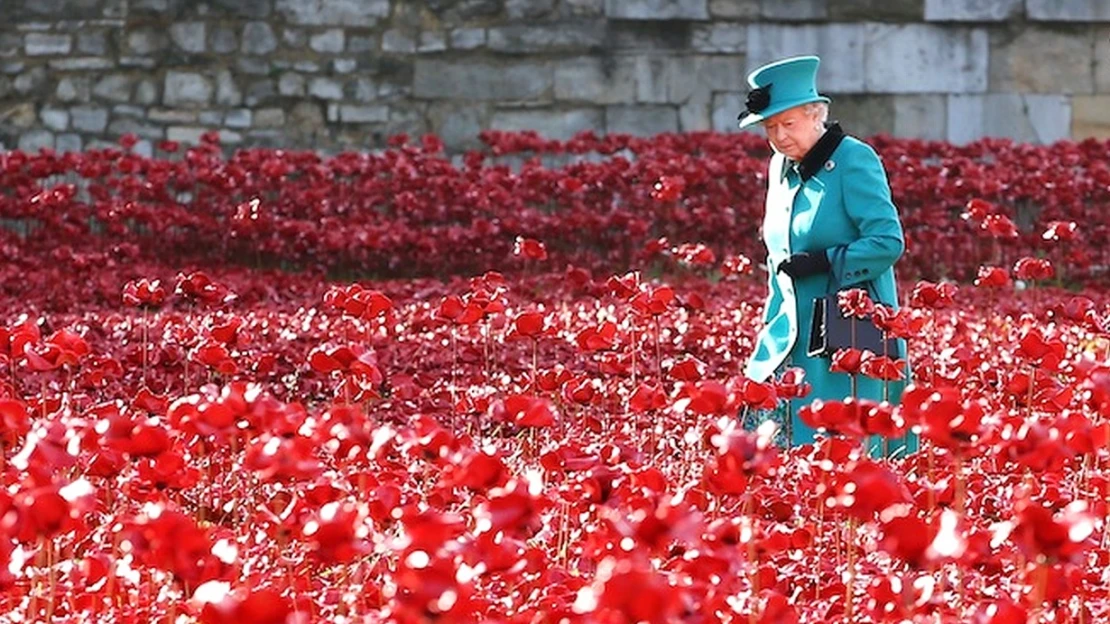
[{"xmin": 797, "ymin": 121, "xmax": 845, "ymax": 181}]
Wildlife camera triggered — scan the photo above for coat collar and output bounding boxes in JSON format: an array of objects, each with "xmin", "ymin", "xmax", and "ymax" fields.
[{"xmin": 783, "ymin": 122, "xmax": 846, "ymax": 182}]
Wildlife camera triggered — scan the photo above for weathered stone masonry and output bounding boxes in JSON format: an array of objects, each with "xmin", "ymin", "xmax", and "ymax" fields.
[{"xmin": 1, "ymin": 0, "xmax": 1108, "ymax": 154}]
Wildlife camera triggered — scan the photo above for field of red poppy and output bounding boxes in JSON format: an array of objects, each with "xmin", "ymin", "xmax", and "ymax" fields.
[{"xmin": 1, "ymin": 131, "xmax": 1109, "ymax": 623}]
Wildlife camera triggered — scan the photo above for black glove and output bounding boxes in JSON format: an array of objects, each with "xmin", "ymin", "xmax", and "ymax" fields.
[{"xmin": 776, "ymin": 251, "xmax": 830, "ymax": 279}]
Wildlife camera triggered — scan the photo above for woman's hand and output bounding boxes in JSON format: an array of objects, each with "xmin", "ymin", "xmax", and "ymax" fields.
[{"xmin": 776, "ymin": 251, "xmax": 830, "ymax": 279}]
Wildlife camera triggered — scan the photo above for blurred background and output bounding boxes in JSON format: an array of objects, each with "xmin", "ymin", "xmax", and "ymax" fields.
[{"xmin": 0, "ymin": 0, "xmax": 1106, "ymax": 154}]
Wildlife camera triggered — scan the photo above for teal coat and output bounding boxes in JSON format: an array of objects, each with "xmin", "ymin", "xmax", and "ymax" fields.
[{"xmin": 743, "ymin": 126, "xmax": 917, "ymax": 456}]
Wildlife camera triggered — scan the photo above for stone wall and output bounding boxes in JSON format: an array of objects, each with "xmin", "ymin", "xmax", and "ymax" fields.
[{"xmin": 0, "ymin": 0, "xmax": 1107, "ymax": 154}]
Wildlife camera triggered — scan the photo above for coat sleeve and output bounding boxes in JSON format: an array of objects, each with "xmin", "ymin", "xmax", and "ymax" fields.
[{"xmin": 824, "ymin": 141, "xmax": 905, "ymax": 288}]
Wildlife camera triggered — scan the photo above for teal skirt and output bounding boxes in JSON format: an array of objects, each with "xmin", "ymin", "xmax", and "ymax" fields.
[{"xmin": 740, "ymin": 401, "xmax": 918, "ymax": 459}]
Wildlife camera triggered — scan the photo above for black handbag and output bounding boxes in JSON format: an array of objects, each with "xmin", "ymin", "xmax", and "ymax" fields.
[{"xmin": 806, "ymin": 279, "xmax": 899, "ymax": 358}]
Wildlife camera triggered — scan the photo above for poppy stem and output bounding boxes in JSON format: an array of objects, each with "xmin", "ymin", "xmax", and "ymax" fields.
[
  {"xmin": 142, "ymin": 307, "xmax": 148, "ymax": 388},
  {"xmin": 531, "ymin": 340, "xmax": 538, "ymax": 392},
  {"xmin": 630, "ymin": 325, "xmax": 637, "ymax": 386},
  {"xmin": 654, "ymin": 316, "xmax": 662, "ymax": 384},
  {"xmin": 845, "ymin": 516, "xmax": 856, "ymax": 621},
  {"xmin": 747, "ymin": 528, "xmax": 758, "ymax": 624},
  {"xmin": 450, "ymin": 328, "xmax": 458, "ymax": 405},
  {"xmin": 955, "ymin": 451, "xmax": 965, "ymax": 514}
]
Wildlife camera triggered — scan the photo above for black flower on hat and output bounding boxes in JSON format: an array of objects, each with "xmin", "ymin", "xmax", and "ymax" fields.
[{"xmin": 738, "ymin": 84, "xmax": 772, "ymax": 122}]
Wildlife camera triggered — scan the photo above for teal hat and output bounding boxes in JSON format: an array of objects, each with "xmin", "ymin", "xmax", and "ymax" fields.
[{"xmin": 738, "ymin": 55, "xmax": 831, "ymax": 129}]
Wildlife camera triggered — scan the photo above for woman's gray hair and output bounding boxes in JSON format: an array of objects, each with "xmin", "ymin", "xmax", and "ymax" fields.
[{"xmin": 804, "ymin": 102, "xmax": 830, "ymax": 125}]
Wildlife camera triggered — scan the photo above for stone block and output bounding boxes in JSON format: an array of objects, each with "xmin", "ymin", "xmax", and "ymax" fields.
[
  {"xmin": 1, "ymin": 32, "xmax": 22, "ymax": 57},
  {"xmin": 70, "ymin": 106, "xmax": 109, "ymax": 132},
  {"xmin": 245, "ymin": 79, "xmax": 277, "ymax": 106},
  {"xmin": 242, "ymin": 22, "xmax": 277, "ymax": 54},
  {"xmin": 711, "ymin": 91, "xmax": 744, "ymax": 131},
  {"xmin": 450, "ymin": 28, "xmax": 486, "ymax": 49},
  {"xmin": 211, "ymin": 25, "xmax": 238, "ymax": 53},
  {"xmin": 333, "ymin": 58, "xmax": 357, "ymax": 73},
  {"xmin": 148, "ymin": 108, "xmax": 198, "ymax": 123},
  {"xmin": 77, "ymin": 30, "xmax": 108, "ymax": 55},
  {"xmin": 56, "ymin": 76, "xmax": 90, "ymax": 102},
  {"xmin": 828, "ymin": 0, "xmax": 922, "ymax": 20},
  {"xmin": 946, "ymin": 94, "xmax": 1070, "ymax": 144},
  {"xmin": 216, "ymin": 69, "xmax": 243, "ymax": 106},
  {"xmin": 924, "ymin": 0, "xmax": 1021, "ymax": 20},
  {"xmin": 1027, "ymin": 0, "xmax": 1110, "ymax": 21},
  {"xmin": 108, "ymin": 117, "xmax": 165, "ymax": 140},
  {"xmin": 864, "ymin": 24, "xmax": 988, "ymax": 93},
  {"xmin": 56, "ymin": 134, "xmax": 82, "ymax": 153},
  {"xmin": 691, "ymin": 23, "xmax": 746, "ymax": 53},
  {"xmin": 632, "ymin": 55, "xmax": 744, "ymax": 104},
  {"xmin": 279, "ymin": 72, "xmax": 306, "ymax": 96},
  {"xmin": 225, "ymin": 109, "xmax": 253, "ymax": 128},
  {"xmin": 170, "ymin": 22, "xmax": 207, "ymax": 53},
  {"xmin": 709, "ymin": 0, "xmax": 759, "ymax": 18},
  {"xmin": 608, "ymin": 21, "xmax": 691, "ymax": 50},
  {"xmin": 382, "ymin": 30, "xmax": 416, "ymax": 53},
  {"xmin": 606, "ymin": 105, "xmax": 679, "ymax": 135},
  {"xmin": 507, "ymin": 0, "xmax": 557, "ymax": 18},
  {"xmin": 487, "ymin": 21, "xmax": 608, "ymax": 53},
  {"xmin": 339, "ymin": 104, "xmax": 389, "ymax": 123},
  {"xmin": 679, "ymin": 93, "xmax": 711, "ymax": 131},
  {"xmin": 419, "ymin": 31, "xmax": 448, "ymax": 53},
  {"xmin": 310, "ymin": 29, "xmax": 345, "ymax": 53},
  {"xmin": 113, "ymin": 104, "xmax": 146, "ymax": 118},
  {"xmin": 136, "ymin": 80, "xmax": 159, "ymax": 105},
  {"xmin": 348, "ymin": 34, "xmax": 378, "ymax": 52},
  {"xmin": 747, "ymin": 24, "xmax": 865, "ymax": 92},
  {"xmin": 93, "ymin": 74, "xmax": 134, "ymax": 103},
  {"xmin": 198, "ymin": 111, "xmax": 224, "ymax": 125},
  {"xmin": 414, "ymin": 60, "xmax": 552, "ymax": 100},
  {"xmin": 293, "ymin": 60, "xmax": 320, "ymax": 72},
  {"xmin": 25, "ymin": 33, "xmax": 72, "ymax": 55},
  {"xmin": 14, "ymin": 67, "xmax": 47, "ymax": 95},
  {"xmin": 18, "ymin": 129, "xmax": 54, "ymax": 151},
  {"xmin": 126, "ymin": 28, "xmax": 167, "ymax": 55},
  {"xmin": 605, "ymin": 0, "xmax": 709, "ymax": 20},
  {"xmin": 563, "ymin": 0, "xmax": 605, "ymax": 15},
  {"xmin": 255, "ymin": 108, "xmax": 286, "ymax": 127},
  {"xmin": 164, "ymin": 71, "xmax": 213, "ymax": 107},
  {"xmin": 1072, "ymin": 95, "xmax": 1110, "ymax": 140},
  {"xmin": 990, "ymin": 26, "xmax": 1094, "ymax": 94},
  {"xmin": 826, "ymin": 94, "xmax": 895, "ymax": 137},
  {"xmin": 289, "ymin": 101, "xmax": 325, "ymax": 129},
  {"xmin": 277, "ymin": 30, "xmax": 304, "ymax": 51},
  {"xmin": 555, "ymin": 56, "xmax": 637, "ymax": 104},
  {"xmin": 1, "ymin": 102, "xmax": 37, "ymax": 128},
  {"xmin": 47, "ymin": 57, "xmax": 114, "ymax": 71},
  {"xmin": 309, "ymin": 77, "xmax": 344, "ymax": 100},
  {"xmin": 427, "ymin": 102, "xmax": 488, "ymax": 150},
  {"xmin": 491, "ymin": 107, "xmax": 604, "ymax": 139},
  {"xmin": 276, "ymin": 0, "xmax": 389, "ymax": 26},
  {"xmin": 893, "ymin": 94, "xmax": 947, "ymax": 140},
  {"xmin": 761, "ymin": 0, "xmax": 826, "ymax": 20},
  {"xmin": 167, "ymin": 127, "xmax": 242, "ymax": 144},
  {"xmin": 237, "ymin": 57, "xmax": 271, "ymax": 75},
  {"xmin": 40, "ymin": 108, "xmax": 69, "ymax": 131},
  {"xmin": 210, "ymin": 0, "xmax": 272, "ymax": 17},
  {"xmin": 119, "ymin": 57, "xmax": 157, "ymax": 69}
]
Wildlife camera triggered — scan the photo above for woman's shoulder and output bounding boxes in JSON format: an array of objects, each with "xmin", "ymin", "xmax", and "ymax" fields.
[{"xmin": 836, "ymin": 134, "xmax": 884, "ymax": 166}]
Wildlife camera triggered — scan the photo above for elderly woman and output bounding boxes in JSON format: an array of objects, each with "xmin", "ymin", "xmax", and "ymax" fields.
[{"xmin": 739, "ymin": 55, "xmax": 917, "ymax": 457}]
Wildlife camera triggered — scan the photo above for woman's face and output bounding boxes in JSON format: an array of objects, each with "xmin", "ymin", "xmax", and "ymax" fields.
[{"xmin": 763, "ymin": 106, "xmax": 823, "ymax": 161}]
